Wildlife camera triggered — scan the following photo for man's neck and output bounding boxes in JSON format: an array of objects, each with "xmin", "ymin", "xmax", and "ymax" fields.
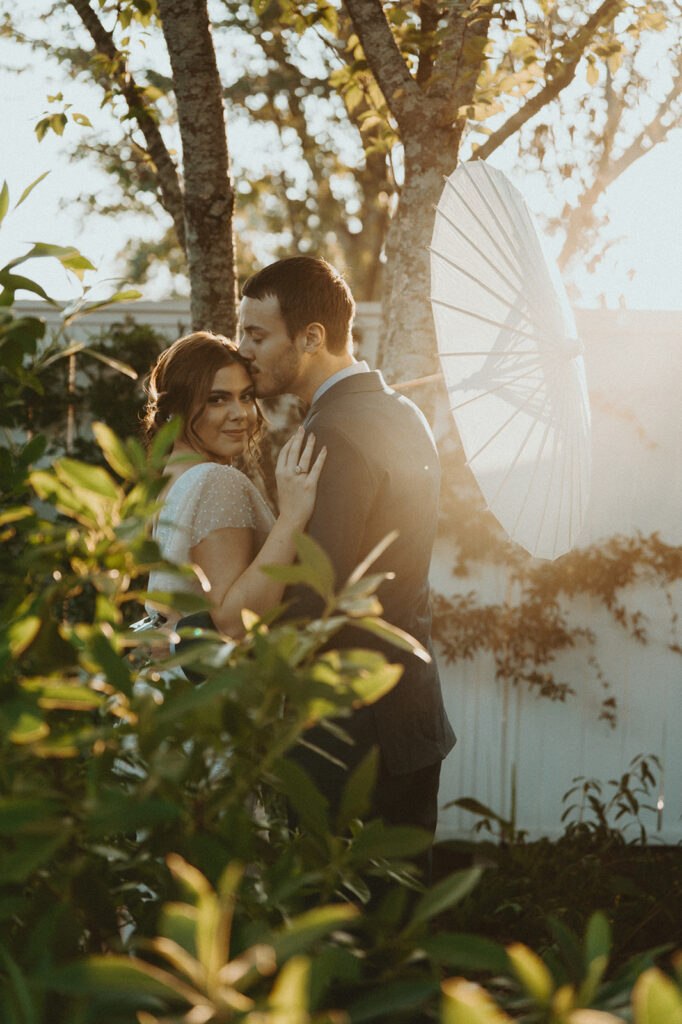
[{"xmin": 295, "ymin": 352, "xmax": 356, "ymax": 406}]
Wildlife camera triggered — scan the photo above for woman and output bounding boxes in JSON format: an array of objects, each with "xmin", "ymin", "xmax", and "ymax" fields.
[{"xmin": 142, "ymin": 330, "xmax": 326, "ymax": 635}]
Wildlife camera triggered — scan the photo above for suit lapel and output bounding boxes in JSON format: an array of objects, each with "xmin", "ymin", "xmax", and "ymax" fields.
[{"xmin": 302, "ymin": 370, "xmax": 389, "ymax": 428}]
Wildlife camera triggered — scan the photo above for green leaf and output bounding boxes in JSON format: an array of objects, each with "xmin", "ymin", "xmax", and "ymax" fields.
[
  {"xmin": 350, "ymin": 820, "xmax": 432, "ymax": 862},
  {"xmin": 7, "ymin": 708, "xmax": 49, "ymax": 745},
  {"xmin": 584, "ymin": 911, "xmax": 611, "ymax": 968},
  {"xmin": 441, "ymin": 977, "xmax": 513, "ymax": 1024},
  {"xmin": 0, "ymin": 507, "xmax": 35, "ymax": 527},
  {"xmin": 16, "ymin": 242, "xmax": 96, "ymax": 276},
  {"xmin": 196, "ymin": 862, "xmax": 242, "ymax": 984},
  {"xmin": 337, "ymin": 572, "xmax": 388, "ymax": 603},
  {"xmin": 76, "ymin": 288, "xmax": 142, "ymax": 315},
  {"xmin": 79, "ymin": 347, "xmax": 138, "ymax": 379},
  {"xmin": 346, "ymin": 529, "xmax": 399, "ymax": 586},
  {"xmin": 158, "ymin": 903, "xmax": 198, "ymax": 958},
  {"xmin": 354, "ymin": 616, "xmax": 430, "ymax": 661},
  {"xmin": 149, "ymin": 417, "xmax": 183, "ymax": 470},
  {"xmin": 0, "ymin": 269, "xmax": 53, "ymax": 304},
  {"xmin": 166, "ymin": 854, "xmax": 213, "ymax": 902},
  {"xmin": 405, "ymin": 867, "xmax": 484, "ymax": 932},
  {"xmin": 632, "ymin": 968, "xmax": 682, "ymax": 1024},
  {"xmin": 294, "ymin": 532, "xmax": 335, "ymax": 600},
  {"xmin": 39, "ymin": 341, "xmax": 84, "ymax": 367},
  {"xmin": 0, "ymin": 947, "xmax": 35, "ymax": 1021},
  {"xmin": 56, "ymin": 457, "xmax": 120, "ymax": 500},
  {"xmin": 7, "ymin": 616, "xmax": 41, "ymax": 655},
  {"xmin": 577, "ymin": 952, "xmax": 610, "ymax": 1008},
  {"xmin": 272, "ymin": 904, "xmax": 359, "ymax": 963},
  {"xmin": 446, "ymin": 796, "xmax": 508, "ymax": 825},
  {"xmin": 142, "ymin": 590, "xmax": 211, "ymax": 616},
  {"xmin": 19, "ymin": 433, "xmax": 47, "ymax": 467},
  {"xmin": 506, "ymin": 943, "xmax": 553, "ymax": 1005},
  {"xmin": 420, "ymin": 932, "xmax": 509, "ymax": 973},
  {"xmin": 262, "ymin": 564, "xmax": 324, "ymax": 587},
  {"xmin": 29, "ymin": 469, "xmax": 97, "ymax": 521},
  {"xmin": 341, "ymin": 651, "xmax": 403, "ymax": 705},
  {"xmin": 22, "ymin": 677, "xmax": 106, "ymax": 710},
  {"xmin": 348, "ymin": 979, "xmax": 438, "ymax": 1022},
  {"xmin": 92, "ymin": 421, "xmax": 138, "ymax": 478},
  {"xmin": 267, "ymin": 955, "xmax": 311, "ymax": 1013},
  {"xmin": 0, "ymin": 797, "xmax": 62, "ymax": 835},
  {"xmin": 337, "ymin": 746, "xmax": 379, "ymax": 832},
  {"xmin": 547, "ymin": 915, "xmax": 583, "ymax": 978},
  {"xmin": 89, "ymin": 792, "xmax": 181, "ymax": 836},
  {"xmin": 273, "ymin": 757, "xmax": 330, "ymax": 838},
  {"xmin": 0, "ymin": 181, "xmax": 9, "ymax": 226},
  {"xmin": 15, "ymin": 171, "xmax": 50, "ymax": 208},
  {"xmin": 34, "ymin": 117, "xmax": 50, "ymax": 142},
  {"xmin": 47, "ymin": 954, "xmax": 197, "ymax": 1003},
  {"xmin": 89, "ymin": 632, "xmax": 132, "ymax": 696},
  {"xmin": 0, "ymin": 833, "xmax": 66, "ymax": 883}
]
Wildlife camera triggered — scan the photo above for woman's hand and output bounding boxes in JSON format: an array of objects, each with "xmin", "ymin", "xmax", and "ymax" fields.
[{"xmin": 275, "ymin": 427, "xmax": 326, "ymax": 530}]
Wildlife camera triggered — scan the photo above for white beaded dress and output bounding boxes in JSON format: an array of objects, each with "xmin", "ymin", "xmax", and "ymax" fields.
[{"xmin": 146, "ymin": 462, "xmax": 275, "ymax": 619}]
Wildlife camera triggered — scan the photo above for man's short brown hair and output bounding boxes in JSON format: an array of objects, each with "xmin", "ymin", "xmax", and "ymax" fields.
[{"xmin": 242, "ymin": 256, "xmax": 355, "ymax": 354}]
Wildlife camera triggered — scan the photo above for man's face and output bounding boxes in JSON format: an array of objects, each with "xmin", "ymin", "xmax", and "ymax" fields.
[{"xmin": 238, "ymin": 294, "xmax": 303, "ymax": 398}]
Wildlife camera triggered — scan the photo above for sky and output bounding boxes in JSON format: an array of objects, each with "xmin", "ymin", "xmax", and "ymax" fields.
[{"xmin": 1, "ymin": 5, "xmax": 682, "ymax": 311}]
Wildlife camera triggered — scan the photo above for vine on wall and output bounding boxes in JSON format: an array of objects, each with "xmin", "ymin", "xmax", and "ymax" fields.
[{"xmin": 432, "ymin": 434, "xmax": 682, "ymax": 727}]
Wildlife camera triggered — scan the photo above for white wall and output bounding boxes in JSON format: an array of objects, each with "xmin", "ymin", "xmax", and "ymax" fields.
[{"xmin": 434, "ymin": 309, "xmax": 682, "ymax": 844}]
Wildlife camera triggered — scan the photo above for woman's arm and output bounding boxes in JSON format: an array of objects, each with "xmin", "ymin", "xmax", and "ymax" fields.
[{"xmin": 190, "ymin": 429, "xmax": 325, "ymax": 635}]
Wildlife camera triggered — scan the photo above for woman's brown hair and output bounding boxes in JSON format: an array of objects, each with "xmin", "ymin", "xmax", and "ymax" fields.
[{"xmin": 142, "ymin": 331, "xmax": 264, "ymax": 457}]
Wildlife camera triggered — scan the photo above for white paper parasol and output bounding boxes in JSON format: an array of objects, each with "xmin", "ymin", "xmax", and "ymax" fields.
[{"xmin": 429, "ymin": 160, "xmax": 591, "ymax": 560}]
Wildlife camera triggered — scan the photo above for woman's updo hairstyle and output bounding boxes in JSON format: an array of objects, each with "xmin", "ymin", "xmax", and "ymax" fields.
[{"xmin": 142, "ymin": 331, "xmax": 264, "ymax": 457}]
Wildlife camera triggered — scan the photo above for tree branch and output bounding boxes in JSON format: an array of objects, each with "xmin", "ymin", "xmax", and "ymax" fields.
[
  {"xmin": 342, "ymin": 0, "xmax": 422, "ymax": 131},
  {"xmin": 471, "ymin": 0, "xmax": 624, "ymax": 161},
  {"xmin": 67, "ymin": 0, "xmax": 187, "ymax": 252},
  {"xmin": 558, "ymin": 51, "xmax": 682, "ymax": 269}
]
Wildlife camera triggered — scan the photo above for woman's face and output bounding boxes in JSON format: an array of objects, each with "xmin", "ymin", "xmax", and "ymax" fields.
[{"xmin": 189, "ymin": 363, "xmax": 258, "ymax": 463}]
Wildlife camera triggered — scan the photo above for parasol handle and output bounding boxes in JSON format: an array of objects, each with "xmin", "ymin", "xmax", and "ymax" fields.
[{"xmin": 391, "ymin": 372, "xmax": 444, "ymax": 391}]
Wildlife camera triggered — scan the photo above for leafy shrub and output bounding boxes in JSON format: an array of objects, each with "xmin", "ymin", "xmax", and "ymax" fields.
[{"xmin": 1, "ymin": 181, "xmax": 679, "ymax": 1024}]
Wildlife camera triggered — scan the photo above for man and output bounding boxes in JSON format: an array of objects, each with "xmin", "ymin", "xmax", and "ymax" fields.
[{"xmin": 238, "ymin": 256, "xmax": 455, "ymax": 838}]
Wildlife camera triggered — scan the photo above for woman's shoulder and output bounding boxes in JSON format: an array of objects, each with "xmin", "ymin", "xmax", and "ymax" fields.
[
  {"xmin": 187, "ymin": 463, "xmax": 274, "ymax": 538},
  {"xmin": 194, "ymin": 462, "xmax": 259, "ymax": 495},
  {"xmin": 165, "ymin": 461, "xmax": 245, "ymax": 495}
]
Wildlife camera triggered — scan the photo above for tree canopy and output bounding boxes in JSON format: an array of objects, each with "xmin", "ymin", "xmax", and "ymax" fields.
[{"xmin": 4, "ymin": 1, "xmax": 679, "ymax": 368}]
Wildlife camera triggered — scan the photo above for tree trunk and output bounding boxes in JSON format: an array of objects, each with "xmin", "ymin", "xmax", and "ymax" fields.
[
  {"xmin": 157, "ymin": 0, "xmax": 237, "ymax": 337},
  {"xmin": 377, "ymin": 123, "xmax": 460, "ymax": 386}
]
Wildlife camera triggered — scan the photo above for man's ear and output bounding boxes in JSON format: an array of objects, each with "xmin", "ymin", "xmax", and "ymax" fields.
[{"xmin": 302, "ymin": 322, "xmax": 326, "ymax": 353}]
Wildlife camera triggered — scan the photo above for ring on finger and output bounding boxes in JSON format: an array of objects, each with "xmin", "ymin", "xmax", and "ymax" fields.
[{"xmin": 294, "ymin": 464, "xmax": 305, "ymax": 475}]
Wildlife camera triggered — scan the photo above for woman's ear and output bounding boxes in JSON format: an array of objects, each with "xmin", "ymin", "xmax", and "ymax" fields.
[{"xmin": 303, "ymin": 322, "xmax": 326, "ymax": 353}]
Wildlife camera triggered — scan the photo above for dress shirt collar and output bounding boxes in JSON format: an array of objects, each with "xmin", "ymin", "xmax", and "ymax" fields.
[{"xmin": 310, "ymin": 360, "xmax": 370, "ymax": 408}]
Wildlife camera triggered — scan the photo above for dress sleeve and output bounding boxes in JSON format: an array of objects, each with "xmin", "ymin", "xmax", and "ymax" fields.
[{"xmin": 189, "ymin": 465, "xmax": 274, "ymax": 547}]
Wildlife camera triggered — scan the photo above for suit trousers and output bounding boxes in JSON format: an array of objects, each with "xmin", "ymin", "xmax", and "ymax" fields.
[{"xmin": 288, "ymin": 705, "xmax": 442, "ymax": 835}]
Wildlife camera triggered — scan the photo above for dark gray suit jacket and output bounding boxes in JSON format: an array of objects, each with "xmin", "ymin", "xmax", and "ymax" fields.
[{"xmin": 288, "ymin": 369, "xmax": 456, "ymax": 775}]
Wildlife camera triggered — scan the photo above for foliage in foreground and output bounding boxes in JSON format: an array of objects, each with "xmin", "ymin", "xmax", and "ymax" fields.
[{"xmin": 1, "ymin": 219, "xmax": 680, "ymax": 1023}]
